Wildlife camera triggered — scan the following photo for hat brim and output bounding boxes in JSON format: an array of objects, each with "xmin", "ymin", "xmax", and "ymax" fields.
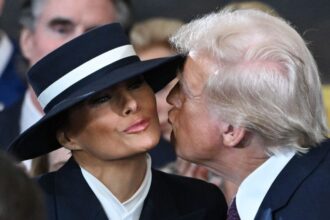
[{"xmin": 8, "ymin": 54, "xmax": 185, "ymax": 160}]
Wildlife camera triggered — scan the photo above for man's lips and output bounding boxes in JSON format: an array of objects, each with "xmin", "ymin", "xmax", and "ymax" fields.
[{"xmin": 124, "ymin": 119, "xmax": 150, "ymax": 133}]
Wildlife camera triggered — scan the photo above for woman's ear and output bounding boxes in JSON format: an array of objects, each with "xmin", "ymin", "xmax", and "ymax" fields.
[
  {"xmin": 56, "ymin": 130, "xmax": 81, "ymax": 151},
  {"xmin": 221, "ymin": 124, "xmax": 246, "ymax": 148}
]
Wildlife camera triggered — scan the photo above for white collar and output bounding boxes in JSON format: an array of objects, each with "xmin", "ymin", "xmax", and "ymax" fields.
[
  {"xmin": 81, "ymin": 154, "xmax": 152, "ymax": 220},
  {"xmin": 20, "ymin": 91, "xmax": 44, "ymax": 171},
  {"xmin": 0, "ymin": 31, "xmax": 13, "ymax": 78},
  {"xmin": 20, "ymin": 91, "xmax": 44, "ymax": 133},
  {"xmin": 236, "ymin": 150, "xmax": 295, "ymax": 220}
]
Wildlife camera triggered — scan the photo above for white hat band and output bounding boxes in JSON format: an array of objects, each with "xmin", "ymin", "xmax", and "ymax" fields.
[{"xmin": 38, "ymin": 45, "xmax": 136, "ymax": 109}]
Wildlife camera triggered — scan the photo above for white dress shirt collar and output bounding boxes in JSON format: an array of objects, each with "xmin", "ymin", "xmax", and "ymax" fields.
[
  {"xmin": 20, "ymin": 92, "xmax": 44, "ymax": 171},
  {"xmin": 0, "ymin": 31, "xmax": 13, "ymax": 78},
  {"xmin": 236, "ymin": 150, "xmax": 295, "ymax": 220},
  {"xmin": 81, "ymin": 154, "xmax": 152, "ymax": 220},
  {"xmin": 20, "ymin": 91, "xmax": 43, "ymax": 133}
]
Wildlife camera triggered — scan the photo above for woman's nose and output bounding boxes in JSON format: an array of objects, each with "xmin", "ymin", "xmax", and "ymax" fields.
[{"xmin": 122, "ymin": 92, "xmax": 139, "ymax": 116}]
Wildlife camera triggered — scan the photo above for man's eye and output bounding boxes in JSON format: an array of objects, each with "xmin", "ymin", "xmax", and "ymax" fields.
[
  {"xmin": 128, "ymin": 76, "xmax": 145, "ymax": 90},
  {"xmin": 52, "ymin": 24, "xmax": 74, "ymax": 35}
]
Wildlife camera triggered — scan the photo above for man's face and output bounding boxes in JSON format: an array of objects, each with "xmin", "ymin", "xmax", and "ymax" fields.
[
  {"xmin": 167, "ymin": 53, "xmax": 223, "ymax": 163},
  {"xmin": 21, "ymin": 0, "xmax": 117, "ymax": 65}
]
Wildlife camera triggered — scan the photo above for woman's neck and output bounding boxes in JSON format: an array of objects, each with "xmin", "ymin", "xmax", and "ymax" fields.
[{"xmin": 74, "ymin": 152, "xmax": 148, "ymax": 202}]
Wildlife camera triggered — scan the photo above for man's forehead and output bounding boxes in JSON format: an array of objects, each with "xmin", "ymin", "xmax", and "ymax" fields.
[
  {"xmin": 179, "ymin": 55, "xmax": 211, "ymax": 97},
  {"xmin": 39, "ymin": 0, "xmax": 115, "ymax": 17},
  {"xmin": 36, "ymin": 0, "xmax": 116, "ymax": 26},
  {"xmin": 183, "ymin": 52, "xmax": 216, "ymax": 80}
]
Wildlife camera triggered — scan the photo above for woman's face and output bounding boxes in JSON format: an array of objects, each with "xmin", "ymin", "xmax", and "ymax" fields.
[
  {"xmin": 138, "ymin": 45, "xmax": 176, "ymax": 141},
  {"xmin": 59, "ymin": 76, "xmax": 160, "ymax": 161}
]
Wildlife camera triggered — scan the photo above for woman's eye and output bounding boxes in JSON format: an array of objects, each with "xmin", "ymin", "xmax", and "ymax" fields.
[
  {"xmin": 90, "ymin": 95, "xmax": 112, "ymax": 105},
  {"xmin": 128, "ymin": 76, "xmax": 145, "ymax": 90}
]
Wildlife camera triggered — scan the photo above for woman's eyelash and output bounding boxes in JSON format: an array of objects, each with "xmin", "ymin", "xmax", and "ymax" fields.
[
  {"xmin": 87, "ymin": 76, "xmax": 145, "ymax": 105},
  {"xmin": 128, "ymin": 77, "xmax": 144, "ymax": 89},
  {"xmin": 90, "ymin": 95, "xmax": 112, "ymax": 105}
]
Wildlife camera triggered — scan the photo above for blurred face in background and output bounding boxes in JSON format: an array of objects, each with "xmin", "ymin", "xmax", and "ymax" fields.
[
  {"xmin": 20, "ymin": 0, "xmax": 117, "ymax": 66},
  {"xmin": 138, "ymin": 44, "xmax": 177, "ymax": 141}
]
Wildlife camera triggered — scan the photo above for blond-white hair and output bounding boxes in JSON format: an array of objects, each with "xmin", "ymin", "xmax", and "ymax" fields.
[{"xmin": 170, "ymin": 9, "xmax": 328, "ymax": 154}]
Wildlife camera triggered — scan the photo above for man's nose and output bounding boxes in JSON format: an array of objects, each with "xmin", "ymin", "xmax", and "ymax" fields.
[{"xmin": 166, "ymin": 82, "xmax": 181, "ymax": 108}]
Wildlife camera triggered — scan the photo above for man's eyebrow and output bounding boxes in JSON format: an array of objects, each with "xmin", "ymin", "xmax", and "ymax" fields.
[{"xmin": 48, "ymin": 17, "xmax": 74, "ymax": 27}]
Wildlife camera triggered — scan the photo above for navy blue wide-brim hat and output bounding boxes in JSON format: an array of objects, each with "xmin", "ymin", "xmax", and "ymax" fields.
[{"xmin": 8, "ymin": 23, "xmax": 185, "ymax": 161}]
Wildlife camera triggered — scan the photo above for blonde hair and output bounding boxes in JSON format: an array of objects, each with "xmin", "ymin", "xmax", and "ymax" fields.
[
  {"xmin": 322, "ymin": 85, "xmax": 330, "ymax": 129},
  {"xmin": 130, "ymin": 18, "xmax": 184, "ymax": 52},
  {"xmin": 223, "ymin": 1, "xmax": 280, "ymax": 17}
]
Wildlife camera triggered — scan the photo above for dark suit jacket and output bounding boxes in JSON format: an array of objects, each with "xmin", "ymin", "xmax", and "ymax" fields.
[
  {"xmin": 38, "ymin": 158, "xmax": 227, "ymax": 220},
  {"xmin": 0, "ymin": 98, "xmax": 22, "ymax": 150},
  {"xmin": 149, "ymin": 137, "xmax": 176, "ymax": 168},
  {"xmin": 0, "ymin": 38, "xmax": 26, "ymax": 108},
  {"xmin": 255, "ymin": 139, "xmax": 330, "ymax": 220}
]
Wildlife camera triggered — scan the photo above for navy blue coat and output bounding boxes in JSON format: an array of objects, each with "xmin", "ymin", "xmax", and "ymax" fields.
[
  {"xmin": 38, "ymin": 158, "xmax": 227, "ymax": 220},
  {"xmin": 255, "ymin": 139, "xmax": 330, "ymax": 220},
  {"xmin": 0, "ymin": 98, "xmax": 22, "ymax": 150},
  {"xmin": 0, "ymin": 39, "xmax": 26, "ymax": 109}
]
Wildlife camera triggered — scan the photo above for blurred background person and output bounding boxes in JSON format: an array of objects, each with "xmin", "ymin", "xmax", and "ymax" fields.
[
  {"xmin": 324, "ymin": 85, "xmax": 330, "ymax": 129},
  {"xmin": 0, "ymin": 0, "xmax": 26, "ymax": 111},
  {"xmin": 0, "ymin": 150, "xmax": 46, "ymax": 220},
  {"xmin": 0, "ymin": 0, "xmax": 131, "ymax": 176},
  {"xmin": 223, "ymin": 0, "xmax": 279, "ymax": 16}
]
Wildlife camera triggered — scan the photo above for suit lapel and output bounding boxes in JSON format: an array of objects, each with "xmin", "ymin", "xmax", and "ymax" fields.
[
  {"xmin": 140, "ymin": 169, "xmax": 206, "ymax": 220},
  {"xmin": 54, "ymin": 158, "xmax": 108, "ymax": 220},
  {"xmin": 255, "ymin": 140, "xmax": 330, "ymax": 219},
  {"xmin": 140, "ymin": 169, "xmax": 180, "ymax": 220}
]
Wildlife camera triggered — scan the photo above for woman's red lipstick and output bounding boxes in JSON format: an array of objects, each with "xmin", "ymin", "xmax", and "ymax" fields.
[{"xmin": 124, "ymin": 119, "xmax": 150, "ymax": 133}]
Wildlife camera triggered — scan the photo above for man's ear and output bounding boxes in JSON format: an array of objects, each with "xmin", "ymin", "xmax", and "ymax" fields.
[
  {"xmin": 56, "ymin": 130, "xmax": 81, "ymax": 151},
  {"xmin": 222, "ymin": 124, "xmax": 246, "ymax": 148},
  {"xmin": 20, "ymin": 28, "xmax": 35, "ymax": 61}
]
